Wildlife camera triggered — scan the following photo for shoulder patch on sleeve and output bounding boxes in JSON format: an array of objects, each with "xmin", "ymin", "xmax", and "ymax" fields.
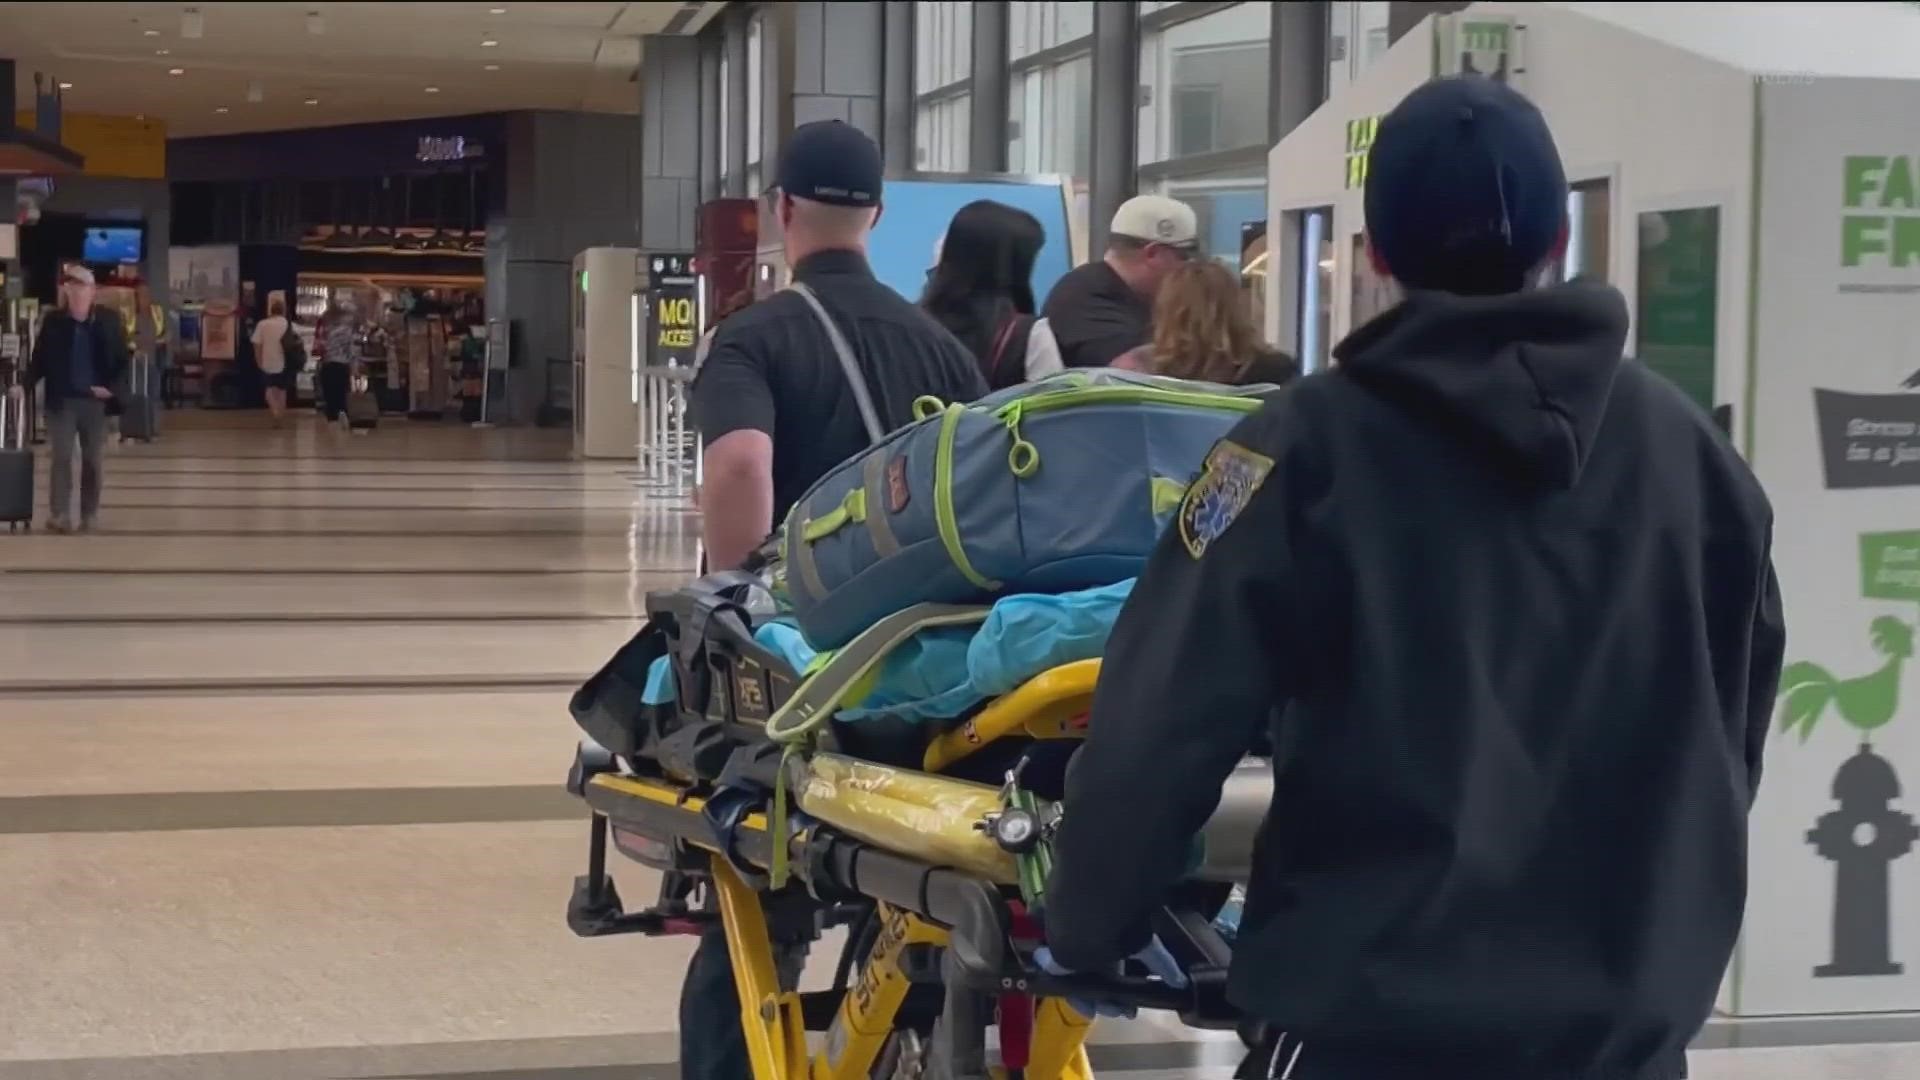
[{"xmin": 1177, "ymin": 439, "xmax": 1274, "ymax": 560}]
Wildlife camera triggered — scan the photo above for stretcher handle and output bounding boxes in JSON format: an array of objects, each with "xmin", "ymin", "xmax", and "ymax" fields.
[{"xmin": 1017, "ymin": 969, "xmax": 1198, "ymax": 1013}]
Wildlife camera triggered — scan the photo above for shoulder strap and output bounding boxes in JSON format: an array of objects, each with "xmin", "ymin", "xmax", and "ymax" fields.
[
  {"xmin": 789, "ymin": 282, "xmax": 886, "ymax": 445},
  {"xmin": 985, "ymin": 313, "xmax": 1025, "ymax": 387}
]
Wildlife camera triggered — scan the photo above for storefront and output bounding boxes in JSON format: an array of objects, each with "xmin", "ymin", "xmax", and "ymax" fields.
[
  {"xmin": 1265, "ymin": 2, "xmax": 1920, "ymax": 1018},
  {"xmin": 165, "ymin": 114, "xmax": 501, "ymax": 415}
]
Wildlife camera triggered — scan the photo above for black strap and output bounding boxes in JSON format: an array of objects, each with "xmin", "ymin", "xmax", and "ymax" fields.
[{"xmin": 988, "ymin": 314, "xmax": 1037, "ymax": 390}]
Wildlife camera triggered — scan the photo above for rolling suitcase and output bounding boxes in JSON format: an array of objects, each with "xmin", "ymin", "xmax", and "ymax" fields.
[
  {"xmin": 346, "ymin": 375, "xmax": 380, "ymax": 431},
  {"xmin": 1, "ymin": 389, "xmax": 34, "ymax": 532},
  {"xmin": 119, "ymin": 357, "xmax": 159, "ymax": 443}
]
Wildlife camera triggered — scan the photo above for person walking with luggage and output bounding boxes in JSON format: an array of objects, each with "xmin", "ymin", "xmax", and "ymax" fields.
[
  {"xmin": 1040, "ymin": 76, "xmax": 1784, "ymax": 1080},
  {"xmin": 921, "ymin": 199, "xmax": 1063, "ymax": 390},
  {"xmin": 1041, "ymin": 194, "xmax": 1200, "ymax": 368},
  {"xmin": 250, "ymin": 297, "xmax": 293, "ymax": 427},
  {"xmin": 1113, "ymin": 260, "xmax": 1298, "ymax": 386},
  {"xmin": 683, "ymin": 119, "xmax": 987, "ymax": 1079},
  {"xmin": 316, "ymin": 300, "xmax": 358, "ymax": 428},
  {"xmin": 11, "ymin": 266, "xmax": 126, "ymax": 533}
]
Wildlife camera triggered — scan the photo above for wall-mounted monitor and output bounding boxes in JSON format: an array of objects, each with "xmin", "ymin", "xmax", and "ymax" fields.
[{"xmin": 83, "ymin": 226, "xmax": 145, "ymax": 265}]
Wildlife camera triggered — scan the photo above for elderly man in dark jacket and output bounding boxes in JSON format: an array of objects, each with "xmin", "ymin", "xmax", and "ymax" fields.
[{"xmin": 11, "ymin": 266, "xmax": 127, "ymax": 532}]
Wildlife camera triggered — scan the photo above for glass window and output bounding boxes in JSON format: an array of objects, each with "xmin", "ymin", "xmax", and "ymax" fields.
[
  {"xmin": 1008, "ymin": 57, "xmax": 1090, "ymax": 179},
  {"xmin": 916, "ymin": 1, "xmax": 975, "ymax": 92},
  {"xmin": 718, "ymin": 48, "xmax": 731, "ymax": 189},
  {"xmin": 915, "ymin": 94, "xmax": 972, "ymax": 173},
  {"xmin": 1139, "ymin": 3, "xmax": 1271, "ymax": 166},
  {"xmin": 1010, "ymin": 1, "xmax": 1096, "ymax": 60},
  {"xmin": 1327, "ymin": 1, "xmax": 1392, "ymax": 95},
  {"xmin": 1561, "ymin": 178, "xmax": 1613, "ymax": 283},
  {"xmin": 747, "ymin": 13, "xmax": 763, "ymax": 167},
  {"xmin": 1636, "ymin": 206, "xmax": 1721, "ymax": 412}
]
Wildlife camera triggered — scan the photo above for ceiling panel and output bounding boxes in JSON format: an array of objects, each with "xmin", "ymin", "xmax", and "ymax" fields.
[{"xmin": 0, "ymin": 1, "xmax": 718, "ymax": 138}]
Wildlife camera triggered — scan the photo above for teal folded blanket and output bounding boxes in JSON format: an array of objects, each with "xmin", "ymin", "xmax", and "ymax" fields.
[{"xmin": 640, "ymin": 579, "xmax": 1135, "ymax": 723}]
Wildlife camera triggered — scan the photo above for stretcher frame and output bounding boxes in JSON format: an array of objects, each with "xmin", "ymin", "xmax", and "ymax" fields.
[{"xmin": 564, "ymin": 660, "xmax": 1240, "ymax": 1080}]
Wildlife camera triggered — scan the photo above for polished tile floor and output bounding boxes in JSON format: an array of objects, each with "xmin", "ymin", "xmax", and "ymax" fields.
[{"xmin": 1, "ymin": 414, "xmax": 1914, "ymax": 1078}]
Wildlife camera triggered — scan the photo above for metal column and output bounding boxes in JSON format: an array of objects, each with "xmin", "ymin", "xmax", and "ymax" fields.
[
  {"xmin": 881, "ymin": 1, "xmax": 917, "ymax": 176},
  {"xmin": 1087, "ymin": 2, "xmax": 1141, "ymax": 258},
  {"xmin": 968, "ymin": 1, "xmax": 1011, "ymax": 174},
  {"xmin": 722, "ymin": 6, "xmax": 751, "ymax": 197},
  {"xmin": 1272, "ymin": 0, "xmax": 1332, "ymax": 146}
]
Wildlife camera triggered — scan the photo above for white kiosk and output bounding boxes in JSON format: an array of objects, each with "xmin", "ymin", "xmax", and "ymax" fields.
[
  {"xmin": 1267, "ymin": 2, "xmax": 1920, "ymax": 1019},
  {"xmin": 570, "ymin": 246, "xmax": 641, "ymax": 460}
]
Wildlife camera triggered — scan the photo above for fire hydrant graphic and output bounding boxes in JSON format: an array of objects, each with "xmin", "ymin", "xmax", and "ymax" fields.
[
  {"xmin": 1777, "ymin": 614, "xmax": 1915, "ymax": 979},
  {"xmin": 1806, "ymin": 745, "xmax": 1918, "ymax": 977}
]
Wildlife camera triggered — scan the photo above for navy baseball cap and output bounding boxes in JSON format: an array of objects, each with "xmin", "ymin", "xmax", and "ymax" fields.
[
  {"xmin": 1364, "ymin": 76, "xmax": 1567, "ymax": 296},
  {"xmin": 774, "ymin": 120, "xmax": 883, "ymax": 208}
]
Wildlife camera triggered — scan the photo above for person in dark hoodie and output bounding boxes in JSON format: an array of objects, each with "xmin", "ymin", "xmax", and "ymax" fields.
[{"xmin": 1039, "ymin": 76, "xmax": 1784, "ymax": 1080}]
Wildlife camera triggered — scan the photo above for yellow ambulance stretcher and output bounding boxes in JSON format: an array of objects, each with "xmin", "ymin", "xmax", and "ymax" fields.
[{"xmin": 563, "ymin": 579, "xmax": 1270, "ymax": 1080}]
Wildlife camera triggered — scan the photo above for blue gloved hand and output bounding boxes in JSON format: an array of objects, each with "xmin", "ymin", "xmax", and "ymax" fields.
[{"xmin": 1032, "ymin": 937, "xmax": 1189, "ymax": 1020}]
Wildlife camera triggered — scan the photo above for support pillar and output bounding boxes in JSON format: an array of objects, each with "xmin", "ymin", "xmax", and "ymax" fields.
[
  {"xmin": 1272, "ymin": 0, "xmax": 1331, "ymax": 145},
  {"xmin": 722, "ymin": 7, "xmax": 751, "ymax": 196},
  {"xmin": 641, "ymin": 34, "xmax": 705, "ymax": 253},
  {"xmin": 777, "ymin": 0, "xmax": 885, "ymax": 152},
  {"xmin": 1087, "ymin": 2, "xmax": 1141, "ymax": 257},
  {"xmin": 880, "ymin": 2, "xmax": 917, "ymax": 176},
  {"xmin": 968, "ymin": 1, "xmax": 1011, "ymax": 174}
]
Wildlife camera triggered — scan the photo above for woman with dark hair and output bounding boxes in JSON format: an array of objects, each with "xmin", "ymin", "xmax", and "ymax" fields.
[
  {"xmin": 1115, "ymin": 260, "xmax": 1297, "ymax": 387},
  {"xmin": 921, "ymin": 199, "xmax": 1063, "ymax": 390}
]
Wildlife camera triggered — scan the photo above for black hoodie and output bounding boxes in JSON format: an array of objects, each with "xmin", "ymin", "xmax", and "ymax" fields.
[{"xmin": 1047, "ymin": 281, "xmax": 1784, "ymax": 1080}]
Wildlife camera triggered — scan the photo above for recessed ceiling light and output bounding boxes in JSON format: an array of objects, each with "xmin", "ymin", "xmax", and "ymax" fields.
[
  {"xmin": 215, "ymin": 106, "xmax": 229, "ymax": 114},
  {"xmin": 490, "ymin": 6, "xmax": 508, "ymax": 14},
  {"xmin": 484, "ymin": 64, "xmax": 500, "ymax": 71},
  {"xmin": 58, "ymin": 81, "xmax": 73, "ymax": 90},
  {"xmin": 143, "ymin": 28, "xmax": 161, "ymax": 37},
  {"xmin": 304, "ymin": 97, "xmax": 319, "ymax": 105},
  {"xmin": 156, "ymin": 48, "xmax": 170, "ymax": 55},
  {"xmin": 168, "ymin": 67, "xmax": 185, "ymax": 76},
  {"xmin": 424, "ymin": 86, "xmax": 440, "ymax": 94},
  {"xmin": 481, "ymin": 38, "xmax": 499, "ymax": 47}
]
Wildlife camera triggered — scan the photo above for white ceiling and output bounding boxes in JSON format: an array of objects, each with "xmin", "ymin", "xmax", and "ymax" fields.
[{"xmin": 0, "ymin": 1, "xmax": 721, "ymax": 139}]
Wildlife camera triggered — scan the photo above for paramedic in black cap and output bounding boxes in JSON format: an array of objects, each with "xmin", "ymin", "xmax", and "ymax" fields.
[
  {"xmin": 1042, "ymin": 75, "xmax": 1783, "ymax": 1080},
  {"xmin": 682, "ymin": 120, "xmax": 986, "ymax": 1079}
]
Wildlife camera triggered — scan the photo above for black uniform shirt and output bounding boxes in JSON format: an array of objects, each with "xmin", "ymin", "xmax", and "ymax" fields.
[
  {"xmin": 691, "ymin": 249, "xmax": 989, "ymax": 523},
  {"xmin": 1041, "ymin": 260, "xmax": 1151, "ymax": 368},
  {"xmin": 1046, "ymin": 281, "xmax": 1783, "ymax": 1080}
]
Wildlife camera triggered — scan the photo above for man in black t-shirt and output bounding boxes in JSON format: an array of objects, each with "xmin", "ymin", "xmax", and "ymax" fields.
[
  {"xmin": 691, "ymin": 122, "xmax": 985, "ymax": 572},
  {"xmin": 680, "ymin": 120, "xmax": 986, "ymax": 1080},
  {"xmin": 1042, "ymin": 194, "xmax": 1200, "ymax": 368}
]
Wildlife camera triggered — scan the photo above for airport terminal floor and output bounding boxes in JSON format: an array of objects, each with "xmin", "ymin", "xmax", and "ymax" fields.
[{"xmin": 0, "ymin": 413, "xmax": 1914, "ymax": 1080}]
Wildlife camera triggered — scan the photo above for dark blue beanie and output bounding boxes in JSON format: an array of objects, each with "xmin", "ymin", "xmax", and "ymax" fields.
[{"xmin": 1363, "ymin": 76, "xmax": 1568, "ymax": 296}]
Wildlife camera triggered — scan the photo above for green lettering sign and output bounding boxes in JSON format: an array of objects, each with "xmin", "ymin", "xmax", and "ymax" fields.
[
  {"xmin": 1844, "ymin": 155, "xmax": 1887, "ymax": 208},
  {"xmin": 1883, "ymin": 155, "xmax": 1917, "ymax": 210},
  {"xmin": 1899, "ymin": 215, "xmax": 1920, "ymax": 266},
  {"xmin": 1843, "ymin": 215, "xmax": 1889, "ymax": 266},
  {"xmin": 1861, "ymin": 531, "xmax": 1920, "ymax": 601},
  {"xmin": 1462, "ymin": 21, "xmax": 1510, "ymax": 51}
]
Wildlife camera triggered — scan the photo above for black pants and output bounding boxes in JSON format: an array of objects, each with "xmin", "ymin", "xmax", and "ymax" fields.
[
  {"xmin": 678, "ymin": 914, "xmax": 812, "ymax": 1079},
  {"xmin": 318, "ymin": 361, "xmax": 352, "ymax": 421}
]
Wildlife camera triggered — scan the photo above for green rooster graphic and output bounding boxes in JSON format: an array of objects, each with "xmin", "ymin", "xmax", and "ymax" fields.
[{"xmin": 1777, "ymin": 616, "xmax": 1914, "ymax": 742}]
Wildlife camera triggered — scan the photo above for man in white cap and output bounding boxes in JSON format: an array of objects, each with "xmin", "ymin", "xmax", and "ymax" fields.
[
  {"xmin": 12, "ymin": 265, "xmax": 127, "ymax": 532},
  {"xmin": 1042, "ymin": 194, "xmax": 1199, "ymax": 368}
]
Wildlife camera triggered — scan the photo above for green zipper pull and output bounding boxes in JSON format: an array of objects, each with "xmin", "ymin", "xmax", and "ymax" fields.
[
  {"xmin": 913, "ymin": 395, "xmax": 946, "ymax": 421},
  {"xmin": 1002, "ymin": 400, "xmax": 1041, "ymax": 478}
]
